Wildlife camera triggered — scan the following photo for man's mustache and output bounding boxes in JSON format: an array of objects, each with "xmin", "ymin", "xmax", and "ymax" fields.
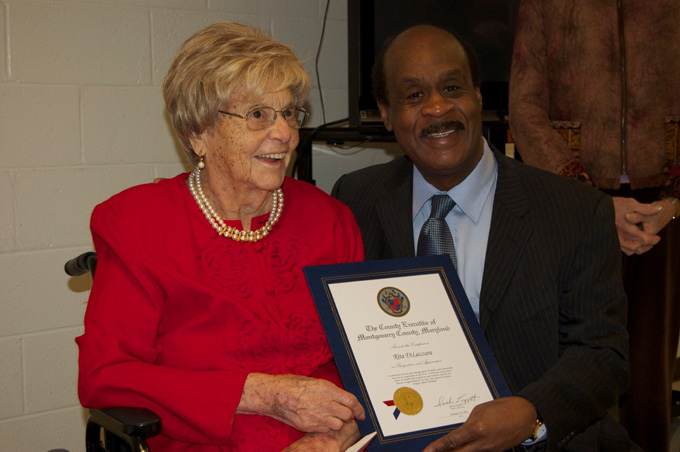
[{"xmin": 420, "ymin": 121, "xmax": 465, "ymax": 137}]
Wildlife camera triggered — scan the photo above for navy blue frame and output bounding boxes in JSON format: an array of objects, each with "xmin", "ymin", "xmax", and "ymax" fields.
[{"xmin": 303, "ymin": 255, "xmax": 511, "ymax": 451}]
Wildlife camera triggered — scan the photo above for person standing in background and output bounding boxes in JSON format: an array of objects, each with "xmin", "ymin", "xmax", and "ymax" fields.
[{"xmin": 509, "ymin": 2, "xmax": 680, "ymax": 451}]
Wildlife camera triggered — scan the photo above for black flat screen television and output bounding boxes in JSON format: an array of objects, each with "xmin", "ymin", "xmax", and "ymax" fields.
[{"xmin": 348, "ymin": 0, "xmax": 520, "ymax": 127}]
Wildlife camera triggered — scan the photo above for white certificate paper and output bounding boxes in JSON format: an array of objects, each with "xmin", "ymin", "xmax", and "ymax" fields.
[{"xmin": 304, "ymin": 256, "xmax": 510, "ymax": 451}]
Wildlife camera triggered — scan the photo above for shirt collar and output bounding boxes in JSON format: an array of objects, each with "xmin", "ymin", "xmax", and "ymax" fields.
[{"xmin": 413, "ymin": 139, "xmax": 497, "ymax": 223}]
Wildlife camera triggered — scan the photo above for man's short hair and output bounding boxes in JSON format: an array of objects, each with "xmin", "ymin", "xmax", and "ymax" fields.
[{"xmin": 371, "ymin": 25, "xmax": 483, "ymax": 106}]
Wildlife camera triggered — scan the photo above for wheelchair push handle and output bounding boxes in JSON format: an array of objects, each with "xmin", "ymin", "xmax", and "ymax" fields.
[{"xmin": 64, "ymin": 251, "xmax": 97, "ymax": 277}]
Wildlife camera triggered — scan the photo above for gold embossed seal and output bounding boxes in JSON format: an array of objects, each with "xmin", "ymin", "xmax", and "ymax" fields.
[{"xmin": 393, "ymin": 387, "xmax": 423, "ymax": 416}]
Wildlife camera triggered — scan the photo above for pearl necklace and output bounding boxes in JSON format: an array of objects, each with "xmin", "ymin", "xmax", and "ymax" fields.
[{"xmin": 187, "ymin": 168, "xmax": 283, "ymax": 242}]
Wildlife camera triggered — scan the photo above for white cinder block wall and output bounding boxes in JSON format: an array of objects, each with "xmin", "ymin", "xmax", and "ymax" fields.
[{"xmin": 0, "ymin": 1, "xmax": 400, "ymax": 451}]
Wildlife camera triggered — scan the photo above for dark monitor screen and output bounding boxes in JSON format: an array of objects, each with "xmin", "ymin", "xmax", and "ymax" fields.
[{"xmin": 348, "ymin": 0, "xmax": 520, "ymax": 126}]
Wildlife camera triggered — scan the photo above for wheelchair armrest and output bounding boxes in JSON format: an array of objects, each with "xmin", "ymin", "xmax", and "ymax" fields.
[
  {"xmin": 88, "ymin": 407, "xmax": 162, "ymax": 438},
  {"xmin": 86, "ymin": 407, "xmax": 161, "ymax": 452}
]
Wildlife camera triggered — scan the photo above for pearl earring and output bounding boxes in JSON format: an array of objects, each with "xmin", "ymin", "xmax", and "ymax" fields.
[{"xmin": 197, "ymin": 155, "xmax": 205, "ymax": 169}]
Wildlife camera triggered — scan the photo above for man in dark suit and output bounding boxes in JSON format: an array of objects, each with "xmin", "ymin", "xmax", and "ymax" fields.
[{"xmin": 332, "ymin": 25, "xmax": 633, "ymax": 452}]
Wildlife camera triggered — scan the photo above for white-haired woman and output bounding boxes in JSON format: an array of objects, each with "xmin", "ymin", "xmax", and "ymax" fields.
[{"xmin": 77, "ymin": 22, "xmax": 364, "ymax": 451}]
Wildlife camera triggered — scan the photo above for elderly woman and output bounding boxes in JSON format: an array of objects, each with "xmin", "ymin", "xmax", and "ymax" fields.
[{"xmin": 76, "ymin": 22, "xmax": 365, "ymax": 451}]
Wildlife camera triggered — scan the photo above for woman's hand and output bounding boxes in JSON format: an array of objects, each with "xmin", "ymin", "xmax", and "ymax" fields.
[
  {"xmin": 237, "ymin": 373, "xmax": 365, "ymax": 433},
  {"xmin": 282, "ymin": 420, "xmax": 361, "ymax": 452}
]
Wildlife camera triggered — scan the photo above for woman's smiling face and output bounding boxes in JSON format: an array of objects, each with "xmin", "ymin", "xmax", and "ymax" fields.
[{"xmin": 191, "ymin": 88, "xmax": 299, "ymax": 195}]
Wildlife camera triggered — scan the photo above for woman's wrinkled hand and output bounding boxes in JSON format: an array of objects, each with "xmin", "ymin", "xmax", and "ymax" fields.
[
  {"xmin": 237, "ymin": 373, "xmax": 365, "ymax": 433},
  {"xmin": 282, "ymin": 420, "xmax": 361, "ymax": 452}
]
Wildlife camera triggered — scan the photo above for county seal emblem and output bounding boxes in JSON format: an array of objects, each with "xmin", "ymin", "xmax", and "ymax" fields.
[{"xmin": 377, "ymin": 287, "xmax": 410, "ymax": 317}]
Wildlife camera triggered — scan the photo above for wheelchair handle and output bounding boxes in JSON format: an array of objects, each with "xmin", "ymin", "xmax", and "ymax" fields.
[{"xmin": 64, "ymin": 251, "xmax": 97, "ymax": 277}]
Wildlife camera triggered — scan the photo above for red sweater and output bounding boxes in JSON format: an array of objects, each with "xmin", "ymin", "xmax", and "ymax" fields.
[{"xmin": 77, "ymin": 174, "xmax": 364, "ymax": 451}]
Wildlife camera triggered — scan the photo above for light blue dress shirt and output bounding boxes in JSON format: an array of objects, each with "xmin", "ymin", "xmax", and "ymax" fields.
[
  {"xmin": 412, "ymin": 139, "xmax": 498, "ymax": 320},
  {"xmin": 413, "ymin": 142, "xmax": 547, "ymax": 443}
]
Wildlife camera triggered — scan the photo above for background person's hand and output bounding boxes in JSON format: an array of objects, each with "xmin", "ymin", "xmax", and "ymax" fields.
[
  {"xmin": 422, "ymin": 396, "xmax": 536, "ymax": 452},
  {"xmin": 238, "ymin": 373, "xmax": 365, "ymax": 433},
  {"xmin": 613, "ymin": 197, "xmax": 663, "ymax": 255},
  {"xmin": 641, "ymin": 199, "xmax": 676, "ymax": 235},
  {"xmin": 282, "ymin": 420, "xmax": 361, "ymax": 452}
]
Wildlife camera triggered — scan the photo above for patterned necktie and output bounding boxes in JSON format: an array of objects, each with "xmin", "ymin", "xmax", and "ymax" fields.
[{"xmin": 417, "ymin": 194, "xmax": 457, "ymax": 268}]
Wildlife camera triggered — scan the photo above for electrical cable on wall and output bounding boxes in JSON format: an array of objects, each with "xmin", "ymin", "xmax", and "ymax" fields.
[
  {"xmin": 294, "ymin": 0, "xmax": 377, "ymax": 179},
  {"xmin": 315, "ymin": 0, "xmax": 331, "ymax": 125}
]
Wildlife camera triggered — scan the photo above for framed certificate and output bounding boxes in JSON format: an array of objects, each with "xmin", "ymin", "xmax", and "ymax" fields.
[{"xmin": 303, "ymin": 255, "xmax": 511, "ymax": 451}]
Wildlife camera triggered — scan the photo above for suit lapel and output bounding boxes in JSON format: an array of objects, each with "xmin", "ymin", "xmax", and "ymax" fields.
[
  {"xmin": 376, "ymin": 157, "xmax": 415, "ymax": 258},
  {"xmin": 479, "ymin": 153, "xmax": 532, "ymax": 330}
]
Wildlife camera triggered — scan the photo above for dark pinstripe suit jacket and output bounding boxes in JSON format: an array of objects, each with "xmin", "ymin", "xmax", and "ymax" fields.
[{"xmin": 332, "ymin": 151, "xmax": 632, "ymax": 451}]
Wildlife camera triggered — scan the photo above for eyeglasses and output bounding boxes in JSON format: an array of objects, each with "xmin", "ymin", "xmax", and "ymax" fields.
[{"xmin": 218, "ymin": 106, "xmax": 310, "ymax": 131}]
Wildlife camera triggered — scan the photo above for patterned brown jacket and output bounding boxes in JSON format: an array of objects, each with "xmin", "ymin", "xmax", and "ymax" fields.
[{"xmin": 509, "ymin": 0, "xmax": 680, "ymax": 198}]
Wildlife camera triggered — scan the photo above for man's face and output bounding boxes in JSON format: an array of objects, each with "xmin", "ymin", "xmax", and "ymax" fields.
[{"xmin": 378, "ymin": 26, "xmax": 484, "ymax": 191}]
